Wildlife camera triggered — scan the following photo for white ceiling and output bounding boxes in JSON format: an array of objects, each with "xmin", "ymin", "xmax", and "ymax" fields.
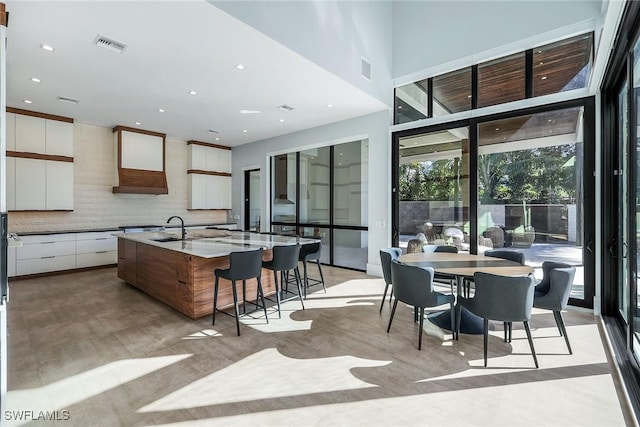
[{"xmin": 5, "ymin": 1, "xmax": 388, "ymax": 147}]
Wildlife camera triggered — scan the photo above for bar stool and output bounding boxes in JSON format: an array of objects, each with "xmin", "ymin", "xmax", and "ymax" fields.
[
  {"xmin": 262, "ymin": 244, "xmax": 305, "ymax": 318},
  {"xmin": 212, "ymin": 248, "xmax": 268, "ymax": 336},
  {"xmin": 299, "ymin": 242, "xmax": 325, "ymax": 298}
]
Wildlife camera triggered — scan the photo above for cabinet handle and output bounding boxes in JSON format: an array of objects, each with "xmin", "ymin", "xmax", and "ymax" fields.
[{"xmin": 40, "ymin": 256, "xmax": 55, "ymax": 259}]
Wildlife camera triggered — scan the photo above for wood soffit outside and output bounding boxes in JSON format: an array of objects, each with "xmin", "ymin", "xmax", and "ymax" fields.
[
  {"xmin": 7, "ymin": 107, "xmax": 73, "ymax": 123},
  {"xmin": 7, "ymin": 151, "xmax": 73, "ymax": 163},
  {"xmin": 0, "ymin": 3, "xmax": 7, "ymax": 27},
  {"xmin": 187, "ymin": 169, "xmax": 232, "ymax": 177},
  {"xmin": 187, "ymin": 140, "xmax": 232, "ymax": 151},
  {"xmin": 113, "ymin": 125, "xmax": 166, "ymax": 139}
]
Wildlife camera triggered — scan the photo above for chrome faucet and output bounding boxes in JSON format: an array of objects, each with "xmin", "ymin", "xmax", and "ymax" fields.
[{"xmin": 167, "ymin": 216, "xmax": 186, "ymax": 240}]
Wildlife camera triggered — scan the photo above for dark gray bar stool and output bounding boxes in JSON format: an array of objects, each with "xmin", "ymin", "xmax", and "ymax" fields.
[
  {"xmin": 299, "ymin": 242, "xmax": 325, "ymax": 298},
  {"xmin": 212, "ymin": 248, "xmax": 268, "ymax": 336},
  {"xmin": 262, "ymin": 244, "xmax": 305, "ymax": 318}
]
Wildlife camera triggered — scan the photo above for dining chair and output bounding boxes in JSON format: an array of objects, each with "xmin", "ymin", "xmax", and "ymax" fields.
[
  {"xmin": 212, "ymin": 248, "xmax": 268, "ymax": 336},
  {"xmin": 262, "ymin": 244, "xmax": 305, "ymax": 318},
  {"xmin": 465, "ymin": 249, "xmax": 526, "ymax": 298},
  {"xmin": 533, "ymin": 261, "xmax": 576, "ymax": 354},
  {"xmin": 456, "ymin": 272, "xmax": 537, "ymax": 368},
  {"xmin": 388, "ymin": 259, "xmax": 455, "ymax": 350},
  {"xmin": 432, "ymin": 245, "xmax": 457, "ymax": 294},
  {"xmin": 379, "ymin": 248, "xmax": 402, "ymax": 313}
]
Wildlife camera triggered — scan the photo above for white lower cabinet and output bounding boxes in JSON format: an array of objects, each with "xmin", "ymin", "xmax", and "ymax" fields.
[
  {"xmin": 13, "ymin": 231, "xmax": 120, "ymax": 276},
  {"xmin": 16, "ymin": 233, "xmax": 76, "ymax": 275},
  {"xmin": 75, "ymin": 231, "xmax": 118, "ymax": 268}
]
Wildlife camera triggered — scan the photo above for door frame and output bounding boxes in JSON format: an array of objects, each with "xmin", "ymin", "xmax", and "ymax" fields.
[{"xmin": 243, "ymin": 168, "xmax": 260, "ymax": 232}]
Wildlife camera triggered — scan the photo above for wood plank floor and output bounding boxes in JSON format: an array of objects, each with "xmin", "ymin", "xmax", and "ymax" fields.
[{"xmin": 5, "ymin": 266, "xmax": 633, "ymax": 426}]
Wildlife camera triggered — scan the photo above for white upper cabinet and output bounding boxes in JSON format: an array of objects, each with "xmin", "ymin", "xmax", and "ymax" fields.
[
  {"xmin": 188, "ymin": 144, "xmax": 208, "ymax": 170},
  {"xmin": 8, "ymin": 110, "xmax": 75, "ymax": 211},
  {"xmin": 45, "ymin": 119, "xmax": 74, "ymax": 156},
  {"xmin": 15, "ymin": 158, "xmax": 46, "ymax": 210},
  {"xmin": 187, "ymin": 142, "xmax": 232, "ymax": 209},
  {"xmin": 6, "ymin": 157, "xmax": 15, "ymax": 211},
  {"xmin": 45, "ymin": 161, "xmax": 74, "ymax": 210},
  {"xmin": 15, "ymin": 114, "xmax": 45, "ymax": 153},
  {"xmin": 6, "ymin": 112, "xmax": 15, "ymax": 151}
]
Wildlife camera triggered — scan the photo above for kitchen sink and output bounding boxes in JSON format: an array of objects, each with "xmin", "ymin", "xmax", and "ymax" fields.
[{"xmin": 150, "ymin": 236, "xmax": 183, "ymax": 242}]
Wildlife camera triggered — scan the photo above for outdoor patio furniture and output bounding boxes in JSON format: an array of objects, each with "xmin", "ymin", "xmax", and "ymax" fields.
[
  {"xmin": 483, "ymin": 226, "xmax": 504, "ymax": 248},
  {"xmin": 511, "ymin": 226, "xmax": 535, "ymax": 248},
  {"xmin": 406, "ymin": 239, "xmax": 424, "ymax": 253}
]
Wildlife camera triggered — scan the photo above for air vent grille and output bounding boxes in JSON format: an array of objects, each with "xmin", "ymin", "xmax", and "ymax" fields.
[
  {"xmin": 93, "ymin": 34, "xmax": 127, "ymax": 53},
  {"xmin": 57, "ymin": 96, "xmax": 79, "ymax": 104},
  {"xmin": 277, "ymin": 104, "xmax": 295, "ymax": 112},
  {"xmin": 207, "ymin": 129, "xmax": 219, "ymax": 134}
]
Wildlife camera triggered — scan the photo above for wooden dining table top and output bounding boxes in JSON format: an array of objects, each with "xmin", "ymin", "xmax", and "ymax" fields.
[{"xmin": 399, "ymin": 252, "xmax": 535, "ymax": 278}]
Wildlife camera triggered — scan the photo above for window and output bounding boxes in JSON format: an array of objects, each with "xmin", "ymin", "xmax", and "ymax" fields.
[
  {"xmin": 478, "ymin": 53, "xmax": 525, "ymax": 108},
  {"xmin": 533, "ymin": 33, "xmax": 593, "ymax": 97},
  {"xmin": 432, "ymin": 68, "xmax": 472, "ymax": 116},
  {"xmin": 394, "ymin": 80, "xmax": 428, "ymax": 124}
]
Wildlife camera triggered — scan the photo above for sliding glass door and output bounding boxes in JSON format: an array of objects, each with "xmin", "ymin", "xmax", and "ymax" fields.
[
  {"xmin": 270, "ymin": 140, "xmax": 368, "ymax": 270},
  {"xmin": 392, "ymin": 99, "xmax": 595, "ymax": 308}
]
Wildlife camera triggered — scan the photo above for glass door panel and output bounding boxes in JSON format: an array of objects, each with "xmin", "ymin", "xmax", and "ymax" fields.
[
  {"xmin": 397, "ymin": 126, "xmax": 470, "ymax": 252},
  {"xmin": 619, "ymin": 82, "xmax": 629, "ymax": 323},
  {"xmin": 632, "ymin": 36, "xmax": 640, "ymax": 353},
  {"xmin": 244, "ymin": 169, "xmax": 260, "ymax": 232},
  {"xmin": 477, "ymin": 107, "xmax": 586, "ymax": 301},
  {"xmin": 300, "ymin": 147, "xmax": 330, "ymax": 225}
]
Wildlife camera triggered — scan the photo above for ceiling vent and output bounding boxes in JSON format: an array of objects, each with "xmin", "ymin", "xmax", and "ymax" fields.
[
  {"xmin": 207, "ymin": 129, "xmax": 219, "ymax": 134},
  {"xmin": 277, "ymin": 104, "xmax": 295, "ymax": 112},
  {"xmin": 93, "ymin": 34, "xmax": 127, "ymax": 53},
  {"xmin": 361, "ymin": 57, "xmax": 371, "ymax": 81},
  {"xmin": 57, "ymin": 96, "xmax": 79, "ymax": 104}
]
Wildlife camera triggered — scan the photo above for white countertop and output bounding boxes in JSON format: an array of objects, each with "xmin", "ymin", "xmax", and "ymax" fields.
[{"xmin": 117, "ymin": 230, "xmax": 318, "ymax": 259}]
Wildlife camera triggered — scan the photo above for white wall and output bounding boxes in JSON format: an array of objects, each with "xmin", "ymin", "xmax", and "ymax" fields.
[
  {"xmin": 210, "ymin": 0, "xmax": 393, "ymax": 107},
  {"xmin": 392, "ymin": 0, "xmax": 603, "ymax": 78},
  {"xmin": 8, "ymin": 123, "xmax": 227, "ymax": 233},
  {"xmin": 232, "ymin": 110, "xmax": 390, "ymax": 276}
]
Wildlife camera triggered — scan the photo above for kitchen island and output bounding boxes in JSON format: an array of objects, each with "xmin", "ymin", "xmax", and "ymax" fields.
[{"xmin": 117, "ymin": 230, "xmax": 316, "ymax": 319}]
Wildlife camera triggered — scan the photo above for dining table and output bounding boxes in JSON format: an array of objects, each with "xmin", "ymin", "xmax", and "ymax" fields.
[{"xmin": 398, "ymin": 252, "xmax": 534, "ymax": 334}]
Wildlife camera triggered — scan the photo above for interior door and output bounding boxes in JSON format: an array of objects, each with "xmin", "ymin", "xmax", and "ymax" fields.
[{"xmin": 244, "ymin": 169, "xmax": 260, "ymax": 232}]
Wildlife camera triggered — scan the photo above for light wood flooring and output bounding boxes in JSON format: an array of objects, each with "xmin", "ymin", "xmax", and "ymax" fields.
[{"xmin": 5, "ymin": 266, "xmax": 634, "ymax": 426}]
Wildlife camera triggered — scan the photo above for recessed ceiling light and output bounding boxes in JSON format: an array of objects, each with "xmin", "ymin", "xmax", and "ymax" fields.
[
  {"xmin": 30, "ymin": 77, "xmax": 41, "ymax": 83},
  {"xmin": 541, "ymin": 76, "xmax": 547, "ymax": 80},
  {"xmin": 235, "ymin": 64, "xmax": 246, "ymax": 70},
  {"xmin": 339, "ymin": 153, "xmax": 343, "ymax": 156},
  {"xmin": 239, "ymin": 109, "xmax": 260, "ymax": 114},
  {"xmin": 279, "ymin": 119, "xmax": 284, "ymax": 122},
  {"xmin": 23, "ymin": 99, "xmax": 32, "ymax": 104},
  {"xmin": 398, "ymin": 106, "xmax": 403, "ymax": 109},
  {"xmin": 539, "ymin": 62, "xmax": 544, "ymax": 65},
  {"xmin": 467, "ymin": 95, "xmax": 472, "ymax": 98},
  {"xmin": 158, "ymin": 108, "xmax": 165, "ymax": 113},
  {"xmin": 495, "ymin": 127, "xmax": 500, "ymax": 131},
  {"xmin": 188, "ymin": 91, "xmax": 197, "ymax": 95},
  {"xmin": 135, "ymin": 122, "xmax": 141, "ymax": 125},
  {"xmin": 215, "ymin": 137, "xmax": 220, "ymax": 141},
  {"xmin": 40, "ymin": 44, "xmax": 54, "ymax": 52},
  {"xmin": 327, "ymin": 104, "xmax": 333, "ymax": 108},
  {"xmin": 242, "ymin": 130, "xmax": 248, "ymax": 133}
]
